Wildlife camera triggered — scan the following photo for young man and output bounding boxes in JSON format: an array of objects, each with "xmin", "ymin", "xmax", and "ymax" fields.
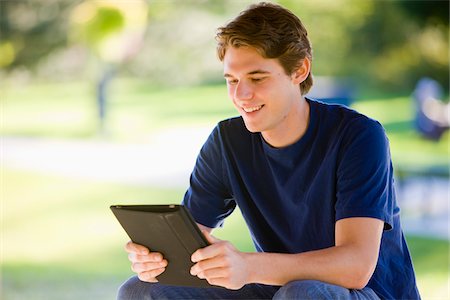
[{"xmin": 119, "ymin": 3, "xmax": 420, "ymax": 299}]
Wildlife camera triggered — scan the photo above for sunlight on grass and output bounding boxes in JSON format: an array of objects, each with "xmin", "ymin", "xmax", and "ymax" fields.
[
  {"xmin": 4, "ymin": 169, "xmax": 185, "ymax": 263},
  {"xmin": 352, "ymin": 96, "xmax": 413, "ymax": 124},
  {"xmin": 3, "ymin": 79, "xmax": 447, "ymax": 168},
  {"xmin": 3, "ymin": 81, "xmax": 98, "ymax": 138},
  {"xmin": 405, "ymin": 236, "xmax": 450, "ymax": 298},
  {"xmin": 3, "ymin": 80, "xmax": 448, "ymax": 299},
  {"xmin": 2, "ymin": 168, "xmax": 255, "ymax": 299},
  {"xmin": 3, "ymin": 168, "xmax": 449, "ymax": 299},
  {"xmin": 2, "ymin": 80, "xmax": 235, "ymax": 140}
]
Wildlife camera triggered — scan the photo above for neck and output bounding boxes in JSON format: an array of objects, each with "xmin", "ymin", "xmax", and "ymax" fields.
[{"xmin": 262, "ymin": 97, "xmax": 310, "ymax": 148}]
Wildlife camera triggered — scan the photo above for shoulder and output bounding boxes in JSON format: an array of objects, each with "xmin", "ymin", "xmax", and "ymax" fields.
[
  {"xmin": 310, "ymin": 98, "xmax": 387, "ymax": 142},
  {"xmin": 339, "ymin": 108, "xmax": 388, "ymax": 151},
  {"xmin": 308, "ymin": 99, "xmax": 389, "ymax": 162},
  {"xmin": 310, "ymin": 98, "xmax": 377, "ymax": 125}
]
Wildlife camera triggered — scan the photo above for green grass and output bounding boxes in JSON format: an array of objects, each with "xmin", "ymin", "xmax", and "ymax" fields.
[
  {"xmin": 2, "ymin": 168, "xmax": 449, "ymax": 299},
  {"xmin": 2, "ymin": 79, "xmax": 449, "ymax": 299},
  {"xmin": 2, "ymin": 79, "xmax": 234, "ymax": 140},
  {"xmin": 3, "ymin": 78, "xmax": 447, "ymax": 168},
  {"xmin": 2, "ymin": 168, "xmax": 254, "ymax": 300},
  {"xmin": 405, "ymin": 236, "xmax": 450, "ymax": 299}
]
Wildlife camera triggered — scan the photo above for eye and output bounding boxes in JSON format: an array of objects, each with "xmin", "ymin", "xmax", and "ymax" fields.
[
  {"xmin": 251, "ymin": 77, "xmax": 266, "ymax": 83},
  {"xmin": 226, "ymin": 79, "xmax": 238, "ymax": 85}
]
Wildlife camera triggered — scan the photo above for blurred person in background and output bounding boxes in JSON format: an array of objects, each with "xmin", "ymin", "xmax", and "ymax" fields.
[{"xmin": 119, "ymin": 2, "xmax": 420, "ymax": 299}]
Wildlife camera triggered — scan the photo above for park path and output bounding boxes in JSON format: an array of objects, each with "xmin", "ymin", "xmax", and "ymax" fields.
[
  {"xmin": 3, "ymin": 126, "xmax": 212, "ymax": 188},
  {"xmin": 2, "ymin": 127, "xmax": 449, "ymax": 240}
]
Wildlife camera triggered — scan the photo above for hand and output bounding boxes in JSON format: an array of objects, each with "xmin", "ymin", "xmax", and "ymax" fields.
[
  {"xmin": 190, "ymin": 231, "xmax": 249, "ymax": 290},
  {"xmin": 125, "ymin": 241, "xmax": 168, "ymax": 283}
]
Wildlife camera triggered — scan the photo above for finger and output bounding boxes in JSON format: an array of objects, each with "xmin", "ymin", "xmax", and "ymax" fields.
[
  {"xmin": 137, "ymin": 268, "xmax": 165, "ymax": 282},
  {"xmin": 206, "ymin": 277, "xmax": 241, "ymax": 290},
  {"xmin": 128, "ymin": 252, "xmax": 164, "ymax": 263},
  {"xmin": 198, "ymin": 267, "xmax": 229, "ymax": 280},
  {"xmin": 192, "ymin": 241, "xmax": 230, "ymax": 263},
  {"xmin": 132, "ymin": 260, "xmax": 168, "ymax": 273},
  {"xmin": 190, "ymin": 256, "xmax": 225, "ymax": 276},
  {"xmin": 125, "ymin": 241, "xmax": 149, "ymax": 255}
]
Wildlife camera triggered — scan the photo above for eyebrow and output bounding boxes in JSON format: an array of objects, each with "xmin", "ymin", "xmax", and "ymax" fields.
[{"xmin": 223, "ymin": 69, "xmax": 271, "ymax": 78}]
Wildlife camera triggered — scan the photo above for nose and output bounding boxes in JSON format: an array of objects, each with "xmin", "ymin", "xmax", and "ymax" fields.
[{"xmin": 234, "ymin": 81, "xmax": 253, "ymax": 101}]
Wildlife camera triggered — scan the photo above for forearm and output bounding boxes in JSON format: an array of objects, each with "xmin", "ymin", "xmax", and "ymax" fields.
[
  {"xmin": 244, "ymin": 245, "xmax": 376, "ymax": 289},
  {"xmin": 191, "ymin": 218, "xmax": 382, "ymax": 290}
]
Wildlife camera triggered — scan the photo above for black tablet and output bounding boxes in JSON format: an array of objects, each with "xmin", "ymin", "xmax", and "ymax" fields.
[{"xmin": 110, "ymin": 204, "xmax": 211, "ymax": 287}]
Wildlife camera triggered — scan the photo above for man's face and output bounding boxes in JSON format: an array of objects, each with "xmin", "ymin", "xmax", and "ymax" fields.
[{"xmin": 223, "ymin": 46, "xmax": 303, "ymax": 136}]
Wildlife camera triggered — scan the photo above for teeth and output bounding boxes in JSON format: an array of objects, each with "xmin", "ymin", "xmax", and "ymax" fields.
[{"xmin": 243, "ymin": 105, "xmax": 263, "ymax": 113}]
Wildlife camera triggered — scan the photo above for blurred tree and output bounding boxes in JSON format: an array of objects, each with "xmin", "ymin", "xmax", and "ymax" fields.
[
  {"xmin": 398, "ymin": 0, "xmax": 448, "ymax": 25},
  {"xmin": 68, "ymin": 0, "xmax": 148, "ymax": 135},
  {"xmin": 281, "ymin": 0, "xmax": 449, "ymax": 92},
  {"xmin": 1, "ymin": 0, "xmax": 448, "ymax": 93},
  {"xmin": 0, "ymin": 0, "xmax": 75, "ymax": 69},
  {"xmin": 69, "ymin": 1, "xmax": 147, "ymax": 63},
  {"xmin": 124, "ymin": 2, "xmax": 231, "ymax": 86},
  {"xmin": 70, "ymin": 4, "xmax": 125, "ymax": 53},
  {"xmin": 349, "ymin": 0, "xmax": 449, "ymax": 92}
]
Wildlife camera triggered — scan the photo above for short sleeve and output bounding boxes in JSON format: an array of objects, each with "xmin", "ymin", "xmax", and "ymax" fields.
[
  {"xmin": 182, "ymin": 124, "xmax": 235, "ymax": 228},
  {"xmin": 335, "ymin": 117, "xmax": 395, "ymax": 230}
]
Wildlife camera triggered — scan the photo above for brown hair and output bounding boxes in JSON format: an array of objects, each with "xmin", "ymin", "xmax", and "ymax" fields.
[{"xmin": 216, "ymin": 2, "xmax": 313, "ymax": 95}]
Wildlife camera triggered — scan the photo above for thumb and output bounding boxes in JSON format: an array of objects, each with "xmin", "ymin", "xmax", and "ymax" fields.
[{"xmin": 202, "ymin": 230, "xmax": 221, "ymax": 244}]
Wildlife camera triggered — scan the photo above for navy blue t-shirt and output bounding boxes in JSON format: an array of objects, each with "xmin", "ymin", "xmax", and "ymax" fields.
[{"xmin": 182, "ymin": 98, "xmax": 420, "ymax": 299}]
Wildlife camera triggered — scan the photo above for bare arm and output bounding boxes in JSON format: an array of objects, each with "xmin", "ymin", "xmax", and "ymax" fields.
[
  {"xmin": 190, "ymin": 217, "xmax": 384, "ymax": 290},
  {"xmin": 244, "ymin": 217, "xmax": 383, "ymax": 288}
]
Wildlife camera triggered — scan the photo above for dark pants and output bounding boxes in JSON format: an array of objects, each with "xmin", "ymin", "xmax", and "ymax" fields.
[{"xmin": 117, "ymin": 276, "xmax": 380, "ymax": 299}]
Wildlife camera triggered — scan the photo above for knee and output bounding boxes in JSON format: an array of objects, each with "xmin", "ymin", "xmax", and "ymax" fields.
[
  {"xmin": 117, "ymin": 276, "xmax": 154, "ymax": 300},
  {"xmin": 273, "ymin": 280, "xmax": 350, "ymax": 300}
]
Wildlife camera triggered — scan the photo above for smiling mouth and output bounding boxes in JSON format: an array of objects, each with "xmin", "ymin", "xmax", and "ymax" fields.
[{"xmin": 242, "ymin": 105, "xmax": 264, "ymax": 113}]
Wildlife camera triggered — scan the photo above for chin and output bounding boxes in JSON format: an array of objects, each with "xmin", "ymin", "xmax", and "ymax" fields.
[
  {"xmin": 246, "ymin": 127, "xmax": 260, "ymax": 133},
  {"xmin": 242, "ymin": 121, "xmax": 262, "ymax": 133}
]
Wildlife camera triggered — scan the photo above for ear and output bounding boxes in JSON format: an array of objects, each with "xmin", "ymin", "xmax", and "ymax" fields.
[{"xmin": 291, "ymin": 57, "xmax": 311, "ymax": 85}]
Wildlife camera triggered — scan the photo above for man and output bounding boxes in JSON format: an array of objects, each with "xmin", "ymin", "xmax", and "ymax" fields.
[{"xmin": 118, "ymin": 2, "xmax": 420, "ymax": 299}]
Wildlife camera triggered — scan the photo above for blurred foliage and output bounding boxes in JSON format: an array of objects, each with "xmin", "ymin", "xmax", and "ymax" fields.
[
  {"xmin": 0, "ymin": 0, "xmax": 448, "ymax": 91},
  {"xmin": 0, "ymin": 0, "xmax": 74, "ymax": 69},
  {"xmin": 71, "ymin": 5, "xmax": 125, "ymax": 48},
  {"xmin": 280, "ymin": 0, "xmax": 449, "ymax": 92},
  {"xmin": 69, "ymin": 1, "xmax": 148, "ymax": 63}
]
